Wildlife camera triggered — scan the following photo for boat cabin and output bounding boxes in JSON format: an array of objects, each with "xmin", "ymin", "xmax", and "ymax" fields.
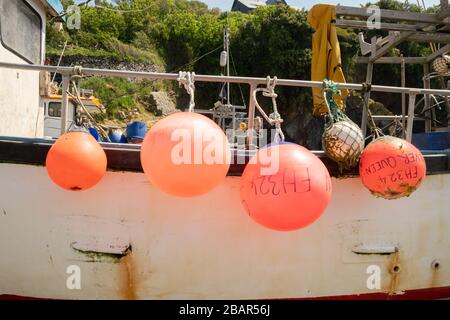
[{"xmin": 0, "ymin": 0, "xmax": 61, "ymax": 138}]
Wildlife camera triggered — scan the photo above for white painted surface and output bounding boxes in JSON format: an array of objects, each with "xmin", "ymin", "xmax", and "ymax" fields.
[
  {"xmin": 0, "ymin": 0, "xmax": 46, "ymax": 138},
  {"xmin": 0, "ymin": 163, "xmax": 448, "ymax": 299}
]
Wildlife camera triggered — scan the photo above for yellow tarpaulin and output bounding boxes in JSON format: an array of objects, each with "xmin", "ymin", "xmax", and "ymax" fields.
[{"xmin": 307, "ymin": 4, "xmax": 348, "ymax": 116}]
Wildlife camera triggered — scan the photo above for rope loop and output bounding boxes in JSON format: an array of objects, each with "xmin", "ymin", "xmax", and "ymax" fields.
[
  {"xmin": 177, "ymin": 71, "xmax": 196, "ymax": 112},
  {"xmin": 70, "ymin": 66, "xmax": 83, "ymax": 82},
  {"xmin": 67, "ymin": 80, "xmax": 111, "ymax": 141},
  {"xmin": 252, "ymin": 76, "xmax": 284, "ymax": 142}
]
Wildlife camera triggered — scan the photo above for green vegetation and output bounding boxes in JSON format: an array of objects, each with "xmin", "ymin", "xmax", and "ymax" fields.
[{"xmin": 46, "ymin": 0, "xmax": 443, "ymax": 137}]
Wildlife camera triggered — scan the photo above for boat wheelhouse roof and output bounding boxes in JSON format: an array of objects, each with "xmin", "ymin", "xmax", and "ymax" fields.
[{"xmin": 39, "ymin": 0, "xmax": 63, "ymax": 17}]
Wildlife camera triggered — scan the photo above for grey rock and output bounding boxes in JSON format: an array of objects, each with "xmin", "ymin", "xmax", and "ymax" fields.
[{"xmin": 147, "ymin": 91, "xmax": 177, "ymax": 116}]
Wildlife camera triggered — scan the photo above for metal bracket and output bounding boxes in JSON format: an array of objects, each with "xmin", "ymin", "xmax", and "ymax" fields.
[
  {"xmin": 352, "ymin": 244, "xmax": 399, "ymax": 255},
  {"xmin": 358, "ymin": 32, "xmax": 402, "ymax": 57},
  {"xmin": 71, "ymin": 240, "xmax": 131, "ymax": 256}
]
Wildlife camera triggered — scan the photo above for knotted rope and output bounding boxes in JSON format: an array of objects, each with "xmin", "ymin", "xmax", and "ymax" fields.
[
  {"xmin": 177, "ymin": 71, "xmax": 196, "ymax": 112},
  {"xmin": 322, "ymin": 79, "xmax": 349, "ymax": 125},
  {"xmin": 252, "ymin": 76, "xmax": 285, "ymax": 143}
]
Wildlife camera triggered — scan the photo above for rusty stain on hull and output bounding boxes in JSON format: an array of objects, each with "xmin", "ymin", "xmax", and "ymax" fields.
[
  {"xmin": 388, "ymin": 249, "xmax": 402, "ymax": 295},
  {"xmin": 430, "ymin": 259, "xmax": 441, "ymax": 288},
  {"xmin": 120, "ymin": 253, "xmax": 136, "ymax": 300}
]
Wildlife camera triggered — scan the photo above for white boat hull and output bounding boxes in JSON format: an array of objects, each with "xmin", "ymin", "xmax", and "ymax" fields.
[{"xmin": 0, "ymin": 162, "xmax": 449, "ymax": 299}]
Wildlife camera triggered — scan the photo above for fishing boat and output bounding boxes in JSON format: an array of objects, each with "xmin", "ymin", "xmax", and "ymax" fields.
[
  {"xmin": 42, "ymin": 84, "xmax": 103, "ymax": 139},
  {"xmin": 0, "ymin": 0, "xmax": 449, "ymax": 300}
]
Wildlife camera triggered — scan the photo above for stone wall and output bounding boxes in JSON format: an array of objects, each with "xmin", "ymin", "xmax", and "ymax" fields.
[{"xmin": 46, "ymin": 54, "xmax": 161, "ymax": 73}]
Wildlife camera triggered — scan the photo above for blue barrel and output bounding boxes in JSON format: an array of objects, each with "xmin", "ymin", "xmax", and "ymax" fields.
[
  {"xmin": 412, "ymin": 132, "xmax": 450, "ymax": 151},
  {"xmin": 109, "ymin": 129, "xmax": 124, "ymax": 143},
  {"xmin": 126, "ymin": 121, "xmax": 147, "ymax": 142},
  {"xmin": 120, "ymin": 134, "xmax": 128, "ymax": 143},
  {"xmin": 88, "ymin": 127, "xmax": 100, "ymax": 141}
]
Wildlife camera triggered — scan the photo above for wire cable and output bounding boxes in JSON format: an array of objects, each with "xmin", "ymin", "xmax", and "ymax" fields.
[
  {"xmin": 229, "ymin": 49, "xmax": 247, "ymax": 108},
  {"xmin": 169, "ymin": 45, "xmax": 223, "ymax": 73}
]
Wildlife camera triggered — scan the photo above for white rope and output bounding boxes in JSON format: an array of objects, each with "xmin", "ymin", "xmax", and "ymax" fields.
[
  {"xmin": 177, "ymin": 71, "xmax": 196, "ymax": 112},
  {"xmin": 51, "ymin": 40, "xmax": 68, "ymax": 83},
  {"xmin": 252, "ymin": 76, "xmax": 284, "ymax": 142},
  {"xmin": 69, "ymin": 82, "xmax": 111, "ymax": 142}
]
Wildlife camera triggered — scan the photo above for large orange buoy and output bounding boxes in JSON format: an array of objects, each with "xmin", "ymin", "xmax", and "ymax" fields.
[
  {"xmin": 46, "ymin": 131, "xmax": 107, "ymax": 191},
  {"xmin": 240, "ymin": 143, "xmax": 332, "ymax": 231},
  {"xmin": 140, "ymin": 112, "xmax": 230, "ymax": 197},
  {"xmin": 359, "ymin": 136, "xmax": 426, "ymax": 199}
]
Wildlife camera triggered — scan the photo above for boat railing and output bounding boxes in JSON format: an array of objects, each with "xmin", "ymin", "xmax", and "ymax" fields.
[{"xmin": 1, "ymin": 61, "xmax": 450, "ymax": 143}]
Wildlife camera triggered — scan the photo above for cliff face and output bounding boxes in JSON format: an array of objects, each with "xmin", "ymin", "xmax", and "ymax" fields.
[{"xmin": 46, "ymin": 54, "xmax": 161, "ymax": 73}]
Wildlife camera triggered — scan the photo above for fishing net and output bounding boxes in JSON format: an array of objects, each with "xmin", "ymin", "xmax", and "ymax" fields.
[
  {"xmin": 432, "ymin": 55, "xmax": 450, "ymax": 76},
  {"xmin": 321, "ymin": 80, "xmax": 365, "ymax": 171}
]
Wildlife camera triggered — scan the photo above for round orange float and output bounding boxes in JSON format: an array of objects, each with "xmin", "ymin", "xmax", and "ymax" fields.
[
  {"xmin": 140, "ymin": 112, "xmax": 230, "ymax": 197},
  {"xmin": 240, "ymin": 143, "xmax": 332, "ymax": 231},
  {"xmin": 46, "ymin": 131, "xmax": 107, "ymax": 191},
  {"xmin": 359, "ymin": 136, "xmax": 426, "ymax": 199}
]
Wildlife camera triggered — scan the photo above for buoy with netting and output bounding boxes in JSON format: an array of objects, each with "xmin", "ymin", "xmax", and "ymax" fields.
[{"xmin": 321, "ymin": 80, "xmax": 365, "ymax": 171}]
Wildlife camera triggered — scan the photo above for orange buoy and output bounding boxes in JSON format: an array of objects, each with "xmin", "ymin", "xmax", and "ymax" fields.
[
  {"xmin": 140, "ymin": 112, "xmax": 230, "ymax": 197},
  {"xmin": 359, "ymin": 136, "xmax": 426, "ymax": 199},
  {"xmin": 46, "ymin": 131, "xmax": 107, "ymax": 191},
  {"xmin": 240, "ymin": 143, "xmax": 332, "ymax": 231}
]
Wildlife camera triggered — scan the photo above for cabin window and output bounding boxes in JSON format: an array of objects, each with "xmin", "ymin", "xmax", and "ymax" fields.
[
  {"xmin": 0, "ymin": 0, "xmax": 42, "ymax": 64},
  {"xmin": 48, "ymin": 102, "xmax": 62, "ymax": 117},
  {"xmin": 47, "ymin": 101, "xmax": 75, "ymax": 117}
]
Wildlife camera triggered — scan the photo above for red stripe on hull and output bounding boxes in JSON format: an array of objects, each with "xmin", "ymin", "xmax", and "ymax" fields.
[
  {"xmin": 1, "ymin": 286, "xmax": 450, "ymax": 300},
  {"xmin": 0, "ymin": 295, "xmax": 47, "ymax": 300},
  {"xmin": 288, "ymin": 286, "xmax": 450, "ymax": 300}
]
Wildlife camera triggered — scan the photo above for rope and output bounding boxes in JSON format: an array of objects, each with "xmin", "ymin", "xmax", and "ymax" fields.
[
  {"xmin": 177, "ymin": 71, "xmax": 196, "ymax": 112},
  {"xmin": 68, "ymin": 81, "xmax": 111, "ymax": 142},
  {"xmin": 322, "ymin": 79, "xmax": 349, "ymax": 125},
  {"xmin": 70, "ymin": 66, "xmax": 84, "ymax": 83},
  {"xmin": 49, "ymin": 0, "xmax": 93, "ymax": 23},
  {"xmin": 252, "ymin": 76, "xmax": 285, "ymax": 143},
  {"xmin": 94, "ymin": 4, "xmax": 155, "ymax": 13},
  {"xmin": 51, "ymin": 0, "xmax": 155, "ymax": 23},
  {"xmin": 361, "ymin": 93, "xmax": 383, "ymax": 140},
  {"xmin": 359, "ymin": 81, "xmax": 383, "ymax": 138},
  {"xmin": 361, "ymin": 82, "xmax": 372, "ymax": 93},
  {"xmin": 51, "ymin": 40, "xmax": 68, "ymax": 83}
]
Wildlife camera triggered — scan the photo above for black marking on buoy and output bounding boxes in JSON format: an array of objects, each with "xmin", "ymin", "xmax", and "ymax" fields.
[
  {"xmin": 70, "ymin": 186, "xmax": 82, "ymax": 191},
  {"xmin": 242, "ymin": 200, "xmax": 251, "ymax": 217}
]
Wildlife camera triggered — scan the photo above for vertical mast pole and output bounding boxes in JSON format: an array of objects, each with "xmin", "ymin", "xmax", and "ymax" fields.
[
  {"xmin": 60, "ymin": 74, "xmax": 70, "ymax": 135},
  {"xmin": 401, "ymin": 56, "xmax": 406, "ymax": 138},
  {"xmin": 225, "ymin": 27, "xmax": 230, "ymax": 106}
]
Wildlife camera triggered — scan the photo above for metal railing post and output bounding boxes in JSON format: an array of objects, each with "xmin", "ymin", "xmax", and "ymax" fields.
[
  {"xmin": 247, "ymin": 83, "xmax": 257, "ymax": 149},
  {"xmin": 362, "ymin": 62, "xmax": 373, "ymax": 137},
  {"xmin": 60, "ymin": 74, "xmax": 70, "ymax": 135},
  {"xmin": 401, "ymin": 56, "xmax": 406, "ymax": 138},
  {"xmin": 406, "ymin": 91, "xmax": 419, "ymax": 142},
  {"xmin": 423, "ymin": 63, "xmax": 432, "ymax": 132}
]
